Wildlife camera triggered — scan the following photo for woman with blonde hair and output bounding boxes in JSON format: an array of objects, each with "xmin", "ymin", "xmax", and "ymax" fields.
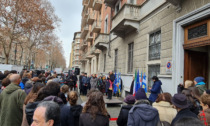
[
  {"xmin": 68, "ymin": 91, "xmax": 82, "ymax": 126},
  {"xmin": 79, "ymin": 91, "xmax": 109, "ymax": 126},
  {"xmin": 177, "ymin": 80, "xmax": 194, "ymax": 94}
]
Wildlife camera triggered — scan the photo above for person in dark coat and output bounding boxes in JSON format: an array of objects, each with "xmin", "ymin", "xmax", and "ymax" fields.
[
  {"xmin": 87, "ymin": 75, "xmax": 91, "ymax": 90},
  {"xmin": 109, "ymin": 71, "xmax": 115, "ymax": 83},
  {"xmin": 79, "ymin": 72, "xmax": 84, "ymax": 95},
  {"xmin": 79, "ymin": 91, "xmax": 109, "ymax": 126},
  {"xmin": 72, "ymin": 73, "xmax": 78, "ymax": 90},
  {"xmin": 149, "ymin": 76, "xmax": 162, "ymax": 103},
  {"xmin": 82, "ymin": 73, "xmax": 88, "ymax": 96},
  {"xmin": 106, "ymin": 76, "xmax": 113, "ymax": 100},
  {"xmin": 171, "ymin": 94, "xmax": 198, "ymax": 126},
  {"xmin": 127, "ymin": 88, "xmax": 160, "ymax": 126},
  {"xmin": 68, "ymin": 91, "xmax": 83, "ymax": 126},
  {"xmin": 130, "ymin": 76, "xmax": 134, "ymax": 94},
  {"xmin": 117, "ymin": 95, "xmax": 135, "ymax": 126}
]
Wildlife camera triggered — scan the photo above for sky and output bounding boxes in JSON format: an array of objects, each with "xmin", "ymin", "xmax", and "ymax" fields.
[{"xmin": 50, "ymin": 0, "xmax": 83, "ymax": 68}]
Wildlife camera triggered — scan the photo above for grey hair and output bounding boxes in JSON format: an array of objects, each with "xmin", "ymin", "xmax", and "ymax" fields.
[{"xmin": 37, "ymin": 101, "xmax": 60, "ymax": 126}]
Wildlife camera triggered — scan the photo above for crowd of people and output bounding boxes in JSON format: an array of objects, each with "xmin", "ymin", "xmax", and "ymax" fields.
[{"xmin": 0, "ymin": 69, "xmax": 210, "ymax": 126}]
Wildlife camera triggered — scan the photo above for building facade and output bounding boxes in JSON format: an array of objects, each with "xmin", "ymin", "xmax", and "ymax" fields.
[{"xmin": 79, "ymin": 0, "xmax": 210, "ymax": 96}]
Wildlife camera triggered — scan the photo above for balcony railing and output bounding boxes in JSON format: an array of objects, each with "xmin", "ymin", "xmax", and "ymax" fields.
[
  {"xmin": 85, "ymin": 32, "xmax": 93, "ymax": 42},
  {"xmin": 87, "ymin": 12, "xmax": 95, "ymax": 24},
  {"xmin": 91, "ymin": 20, "xmax": 101, "ymax": 33},
  {"xmin": 90, "ymin": 46, "xmax": 100, "ymax": 56},
  {"xmin": 94, "ymin": 33, "xmax": 109, "ymax": 50},
  {"xmin": 93, "ymin": 0, "xmax": 102, "ymax": 11},
  {"xmin": 81, "ymin": 42, "xmax": 88, "ymax": 50},
  {"xmin": 111, "ymin": 4, "xmax": 140, "ymax": 37},
  {"xmin": 81, "ymin": 25, "xmax": 89, "ymax": 39}
]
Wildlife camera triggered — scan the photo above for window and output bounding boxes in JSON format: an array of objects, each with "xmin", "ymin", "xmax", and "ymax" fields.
[
  {"xmin": 128, "ymin": 43, "xmax": 134, "ymax": 73},
  {"xmin": 115, "ymin": 1, "xmax": 120, "ymax": 14},
  {"xmin": 149, "ymin": 31, "xmax": 161, "ymax": 60},
  {"xmin": 104, "ymin": 17, "xmax": 108, "ymax": 33},
  {"xmin": 130, "ymin": 0, "xmax": 135, "ymax": 4},
  {"xmin": 104, "ymin": 54, "xmax": 106, "ymax": 72},
  {"xmin": 114, "ymin": 49, "xmax": 118, "ymax": 72},
  {"xmin": 148, "ymin": 65, "xmax": 160, "ymax": 89}
]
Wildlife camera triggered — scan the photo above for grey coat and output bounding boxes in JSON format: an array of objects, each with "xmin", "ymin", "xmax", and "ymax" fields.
[
  {"xmin": 127, "ymin": 103, "xmax": 159, "ymax": 126},
  {"xmin": 90, "ymin": 77, "xmax": 98, "ymax": 89}
]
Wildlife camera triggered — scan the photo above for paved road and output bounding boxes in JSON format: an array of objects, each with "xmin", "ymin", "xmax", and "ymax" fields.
[{"xmin": 78, "ymin": 95, "xmax": 122, "ymax": 126}]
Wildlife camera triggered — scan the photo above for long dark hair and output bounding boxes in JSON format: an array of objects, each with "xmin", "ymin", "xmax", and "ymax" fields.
[{"xmin": 82, "ymin": 91, "xmax": 108, "ymax": 120}]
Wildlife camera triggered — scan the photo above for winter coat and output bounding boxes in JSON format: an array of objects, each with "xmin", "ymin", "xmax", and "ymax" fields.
[
  {"xmin": 171, "ymin": 108, "xmax": 198, "ymax": 126},
  {"xmin": 79, "ymin": 75, "xmax": 83, "ymax": 89},
  {"xmin": 82, "ymin": 76, "xmax": 88, "ymax": 86},
  {"xmin": 149, "ymin": 80, "xmax": 162, "ymax": 102},
  {"xmin": 198, "ymin": 109, "xmax": 210, "ymax": 126},
  {"xmin": 110, "ymin": 73, "xmax": 115, "ymax": 82},
  {"xmin": 79, "ymin": 112, "xmax": 109, "ymax": 126},
  {"xmin": 90, "ymin": 77, "xmax": 98, "ymax": 89},
  {"xmin": 117, "ymin": 105, "xmax": 133, "ymax": 126},
  {"xmin": 0, "ymin": 83, "xmax": 27, "ymax": 126},
  {"xmin": 152, "ymin": 101, "xmax": 177, "ymax": 124},
  {"xmin": 130, "ymin": 80, "xmax": 134, "ymax": 94},
  {"xmin": 71, "ymin": 105, "xmax": 83, "ymax": 126},
  {"xmin": 196, "ymin": 82, "xmax": 207, "ymax": 95},
  {"xmin": 127, "ymin": 102, "xmax": 159, "ymax": 126},
  {"xmin": 105, "ymin": 79, "xmax": 110, "ymax": 93}
]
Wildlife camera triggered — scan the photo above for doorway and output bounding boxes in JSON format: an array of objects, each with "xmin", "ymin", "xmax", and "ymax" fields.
[{"xmin": 184, "ymin": 47, "xmax": 209, "ymax": 87}]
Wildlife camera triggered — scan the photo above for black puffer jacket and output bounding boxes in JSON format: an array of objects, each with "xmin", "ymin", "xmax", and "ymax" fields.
[
  {"xmin": 117, "ymin": 105, "xmax": 133, "ymax": 126},
  {"xmin": 71, "ymin": 105, "xmax": 83, "ymax": 126}
]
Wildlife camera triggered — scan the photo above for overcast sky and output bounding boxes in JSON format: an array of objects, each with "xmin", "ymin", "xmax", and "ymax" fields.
[{"xmin": 50, "ymin": 0, "xmax": 82, "ymax": 68}]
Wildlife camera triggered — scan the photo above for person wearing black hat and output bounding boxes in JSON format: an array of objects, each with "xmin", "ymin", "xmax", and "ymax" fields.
[
  {"xmin": 127, "ymin": 88, "xmax": 160, "ymax": 126},
  {"xmin": 117, "ymin": 95, "xmax": 135, "ymax": 126},
  {"xmin": 171, "ymin": 94, "xmax": 198, "ymax": 126}
]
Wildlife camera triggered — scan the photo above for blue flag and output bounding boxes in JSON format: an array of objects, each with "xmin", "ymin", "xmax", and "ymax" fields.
[{"xmin": 142, "ymin": 72, "xmax": 147, "ymax": 93}]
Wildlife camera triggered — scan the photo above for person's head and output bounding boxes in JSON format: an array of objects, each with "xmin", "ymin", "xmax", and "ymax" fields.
[
  {"xmin": 84, "ymin": 73, "xmax": 87, "ymax": 76},
  {"xmin": 194, "ymin": 76, "xmax": 205, "ymax": 85},
  {"xmin": 124, "ymin": 95, "xmax": 135, "ymax": 105},
  {"xmin": 4, "ymin": 70, "xmax": 10, "ymax": 77},
  {"xmin": 9, "ymin": 74, "xmax": 21, "ymax": 84},
  {"xmin": 31, "ymin": 101, "xmax": 60, "ymax": 126},
  {"xmin": 200, "ymin": 94, "xmax": 210, "ymax": 111},
  {"xmin": 24, "ymin": 82, "xmax": 45, "ymax": 104},
  {"xmin": 172, "ymin": 94, "xmax": 188, "ymax": 111},
  {"xmin": 110, "ymin": 71, "xmax": 113, "ymax": 74},
  {"xmin": 87, "ymin": 88, "xmax": 98, "ymax": 97},
  {"xmin": 135, "ymin": 88, "xmax": 147, "ymax": 100},
  {"xmin": 67, "ymin": 91, "xmax": 78, "ymax": 106},
  {"xmin": 10, "ymin": 70, "xmax": 17, "ymax": 74},
  {"xmin": 155, "ymin": 93, "xmax": 172, "ymax": 104},
  {"xmin": 22, "ymin": 73, "xmax": 31, "ymax": 79},
  {"xmin": 174, "ymin": 117, "xmax": 204, "ymax": 126},
  {"xmin": 36, "ymin": 82, "xmax": 60, "ymax": 101},
  {"xmin": 188, "ymin": 86, "xmax": 201, "ymax": 100},
  {"xmin": 83, "ymin": 91, "xmax": 108, "ymax": 120},
  {"xmin": 2, "ymin": 78, "xmax": 11, "ymax": 87},
  {"xmin": 184, "ymin": 80, "xmax": 194, "ymax": 88},
  {"xmin": 152, "ymin": 76, "xmax": 159, "ymax": 82},
  {"xmin": 182, "ymin": 89, "xmax": 196, "ymax": 106},
  {"xmin": 60, "ymin": 85, "xmax": 69, "ymax": 94}
]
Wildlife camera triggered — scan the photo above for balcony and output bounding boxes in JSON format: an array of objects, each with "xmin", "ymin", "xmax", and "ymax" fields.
[
  {"xmin": 104, "ymin": 0, "xmax": 118, "ymax": 8},
  {"xmin": 111, "ymin": 4, "xmax": 140, "ymax": 38},
  {"xmin": 90, "ymin": 46, "xmax": 100, "ymax": 56},
  {"xmin": 86, "ymin": 32, "xmax": 93, "ymax": 42},
  {"xmin": 85, "ymin": 51, "xmax": 94, "ymax": 59},
  {"xmin": 80, "ymin": 42, "xmax": 88, "ymax": 50},
  {"xmin": 88, "ymin": 0, "xmax": 94, "ymax": 8},
  {"xmin": 94, "ymin": 33, "xmax": 109, "ymax": 50},
  {"xmin": 81, "ymin": 25, "xmax": 89, "ymax": 39},
  {"xmin": 91, "ymin": 20, "xmax": 101, "ymax": 33},
  {"xmin": 74, "ymin": 52, "xmax": 80, "ymax": 56},
  {"xmin": 93, "ymin": 0, "xmax": 102, "ymax": 11},
  {"xmin": 87, "ymin": 13, "xmax": 94, "ymax": 24},
  {"xmin": 83, "ymin": 0, "xmax": 88, "ymax": 5}
]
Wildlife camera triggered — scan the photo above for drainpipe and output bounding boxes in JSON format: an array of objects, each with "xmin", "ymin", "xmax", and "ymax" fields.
[{"xmin": 108, "ymin": 7, "xmax": 113, "ymax": 58}]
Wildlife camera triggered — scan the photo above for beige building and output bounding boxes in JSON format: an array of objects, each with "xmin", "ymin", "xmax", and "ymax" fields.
[
  {"xmin": 80, "ymin": 0, "xmax": 210, "ymax": 96},
  {"xmin": 70, "ymin": 32, "xmax": 82, "ymax": 70}
]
